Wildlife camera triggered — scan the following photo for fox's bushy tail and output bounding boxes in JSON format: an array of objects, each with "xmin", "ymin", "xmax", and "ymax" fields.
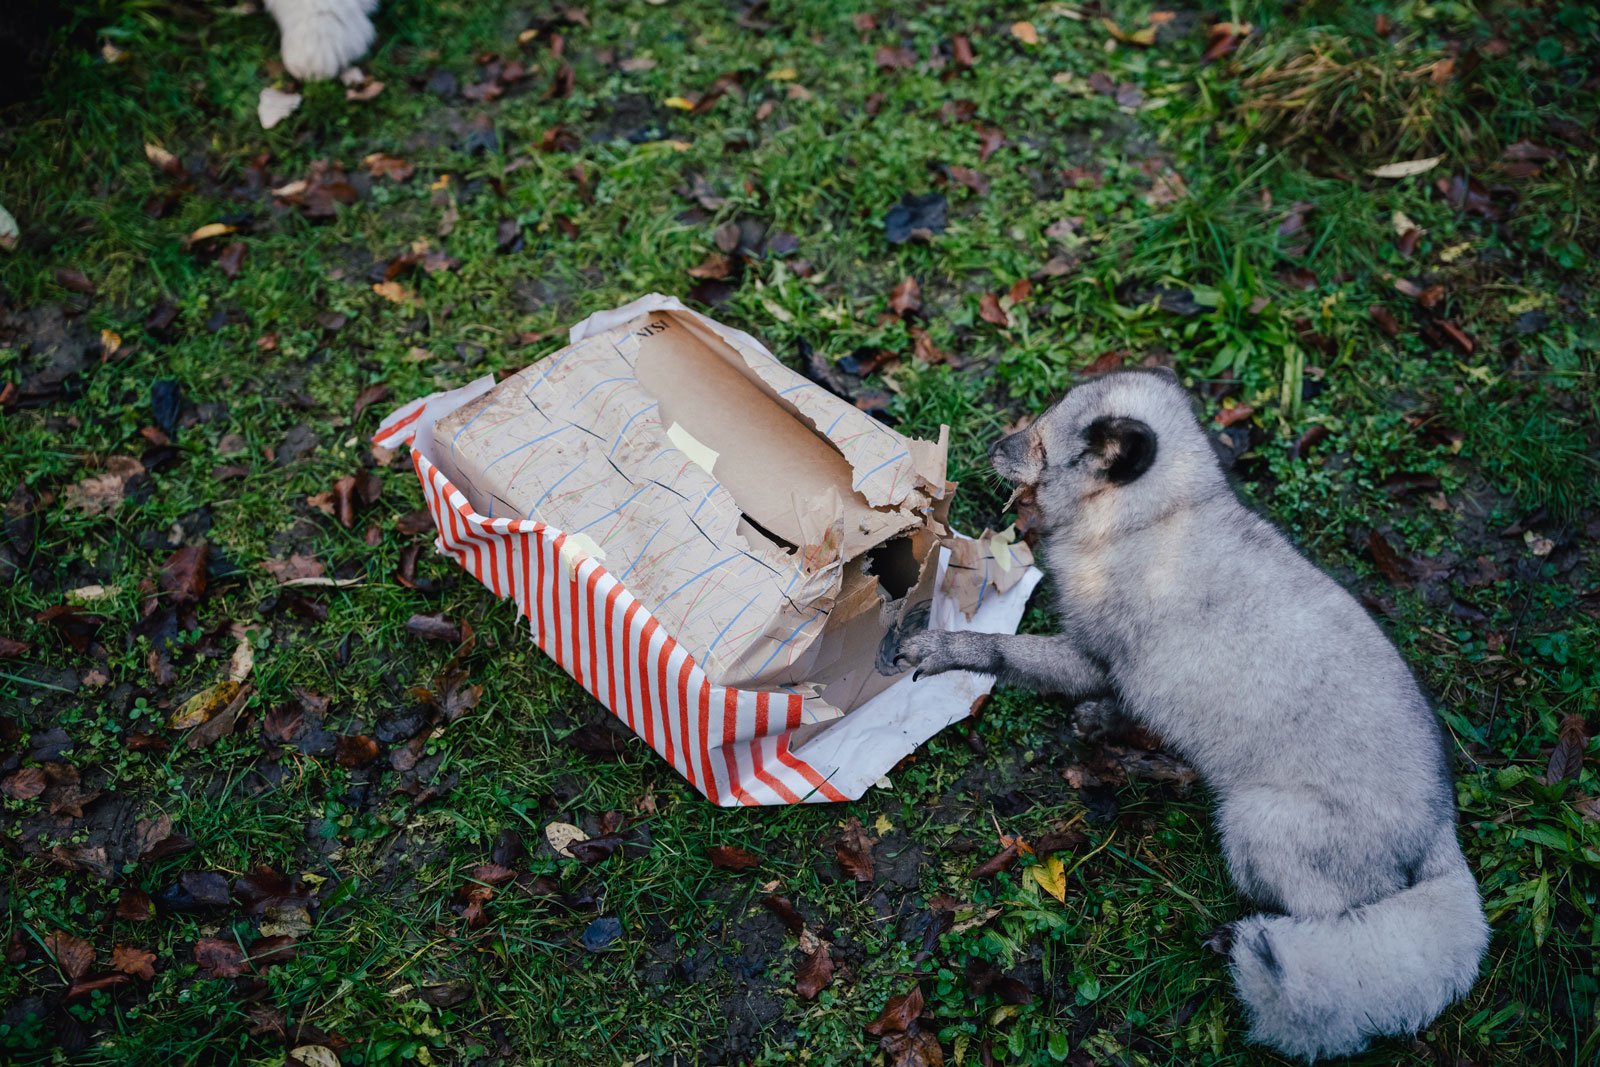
[{"xmin": 1228, "ymin": 835, "xmax": 1488, "ymax": 1061}]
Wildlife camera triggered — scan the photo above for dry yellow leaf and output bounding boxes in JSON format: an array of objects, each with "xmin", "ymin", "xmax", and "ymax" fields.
[
  {"xmin": 143, "ymin": 143, "xmax": 178, "ymax": 171},
  {"xmin": 167, "ymin": 681, "xmax": 243, "ymax": 730},
  {"xmin": 1011, "ymin": 21, "xmax": 1039, "ymax": 44},
  {"xmin": 664, "ymin": 96, "xmax": 696, "ymax": 110},
  {"xmin": 188, "ymin": 222, "xmax": 236, "ymax": 243},
  {"xmin": 545, "ymin": 822, "xmax": 588, "ymax": 857},
  {"xmin": 291, "ymin": 1048, "xmax": 340, "ymax": 1067},
  {"xmin": 228, "ymin": 636, "xmax": 255, "ymax": 683},
  {"xmin": 1031, "ymin": 854, "xmax": 1067, "ymax": 903},
  {"xmin": 1368, "ymin": 156, "xmax": 1443, "ymax": 179},
  {"xmin": 100, "ymin": 330, "xmax": 122, "ymax": 358}
]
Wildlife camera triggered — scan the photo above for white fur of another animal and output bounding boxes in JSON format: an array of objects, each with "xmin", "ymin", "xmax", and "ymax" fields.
[{"xmin": 264, "ymin": 0, "xmax": 379, "ymax": 82}]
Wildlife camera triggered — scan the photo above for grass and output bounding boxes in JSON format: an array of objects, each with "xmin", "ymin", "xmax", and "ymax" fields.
[{"xmin": 0, "ymin": 0, "xmax": 1597, "ymax": 1064}]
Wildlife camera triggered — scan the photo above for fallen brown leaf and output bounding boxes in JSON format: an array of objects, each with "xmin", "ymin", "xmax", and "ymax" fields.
[
  {"xmin": 1546, "ymin": 714, "xmax": 1590, "ymax": 785},
  {"xmin": 910, "ymin": 327, "xmax": 950, "ymax": 366},
  {"xmin": 880, "ymin": 1027, "xmax": 943, "ymax": 1067},
  {"xmin": 352, "ymin": 383, "xmax": 390, "ymax": 422},
  {"xmin": 470, "ymin": 862, "xmax": 516, "ymax": 886},
  {"xmin": 889, "ymin": 277, "xmax": 921, "ymax": 317},
  {"xmin": 160, "ymin": 543, "xmax": 208, "ymax": 604},
  {"xmin": 407, "ymin": 613, "xmax": 461, "ymax": 642},
  {"xmin": 876, "ymin": 46, "xmax": 917, "ymax": 70},
  {"xmin": 969, "ymin": 842, "xmax": 1019, "ymax": 878},
  {"xmin": 55, "ymin": 268, "xmax": 95, "ymax": 295},
  {"xmin": 49, "ymin": 843, "xmax": 113, "ymax": 878},
  {"xmin": 110, "ymin": 944, "xmax": 156, "ymax": 981},
  {"xmin": 836, "ymin": 817, "xmax": 876, "ymax": 883},
  {"xmin": 978, "ymin": 293, "xmax": 1011, "ymax": 327},
  {"xmin": 263, "ymin": 553, "xmax": 325, "ymax": 582},
  {"xmin": 1280, "ymin": 267, "xmax": 1318, "ymax": 291},
  {"xmin": 64, "ymin": 456, "xmax": 144, "ymax": 516},
  {"xmin": 1369, "ymin": 305, "xmax": 1402, "ymax": 336},
  {"xmin": 65, "ymin": 973, "xmax": 129, "ymax": 1001},
  {"xmin": 687, "ymin": 252, "xmax": 735, "ymax": 279},
  {"xmin": 335, "ymin": 734, "xmax": 380, "ymax": 767},
  {"xmin": 946, "ymin": 165, "xmax": 988, "ymax": 195},
  {"xmin": 115, "ymin": 890, "xmax": 154, "ymax": 922},
  {"xmin": 975, "ymin": 125, "xmax": 1005, "ymax": 162},
  {"xmin": 762, "ymin": 894, "xmax": 804, "ymax": 934},
  {"xmin": 865, "ymin": 985, "xmax": 924, "ymax": 1036},
  {"xmin": 2, "ymin": 766, "xmax": 46, "ymax": 800},
  {"xmin": 795, "ymin": 942, "xmax": 834, "ymax": 999},
  {"xmin": 1215, "ymin": 404, "xmax": 1254, "ymax": 428},
  {"xmin": 217, "ymin": 243, "xmax": 246, "ymax": 279},
  {"xmin": 706, "ymin": 845, "xmax": 761, "ymax": 870},
  {"xmin": 195, "ymin": 937, "xmax": 245, "ymax": 979},
  {"xmin": 45, "ymin": 931, "xmax": 94, "ymax": 980}
]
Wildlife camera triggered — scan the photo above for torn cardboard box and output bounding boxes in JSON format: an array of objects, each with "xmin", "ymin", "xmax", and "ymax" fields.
[{"xmin": 376, "ymin": 295, "xmax": 1040, "ymax": 804}]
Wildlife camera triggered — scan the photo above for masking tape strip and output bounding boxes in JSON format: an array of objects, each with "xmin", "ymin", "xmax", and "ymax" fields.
[
  {"xmin": 667, "ymin": 422, "xmax": 720, "ymax": 477},
  {"xmin": 560, "ymin": 532, "xmax": 607, "ymax": 579}
]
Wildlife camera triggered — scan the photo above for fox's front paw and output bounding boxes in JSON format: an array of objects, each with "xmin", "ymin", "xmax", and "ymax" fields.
[
  {"xmin": 894, "ymin": 630, "xmax": 993, "ymax": 680},
  {"xmin": 1202, "ymin": 921, "xmax": 1237, "ymax": 957}
]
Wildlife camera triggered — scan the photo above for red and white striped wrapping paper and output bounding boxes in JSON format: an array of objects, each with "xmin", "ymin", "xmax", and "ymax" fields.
[{"xmin": 375, "ymin": 307, "xmax": 1041, "ymax": 805}]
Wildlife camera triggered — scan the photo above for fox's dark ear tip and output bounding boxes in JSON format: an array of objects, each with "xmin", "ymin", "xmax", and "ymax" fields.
[{"xmin": 1085, "ymin": 416, "xmax": 1158, "ymax": 485}]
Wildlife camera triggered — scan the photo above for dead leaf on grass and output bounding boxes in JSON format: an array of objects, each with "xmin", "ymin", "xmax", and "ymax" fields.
[
  {"xmin": 49, "ymin": 843, "xmax": 113, "ymax": 878},
  {"xmin": 352, "ymin": 383, "xmax": 390, "ymax": 421},
  {"xmin": 407, "ymin": 613, "xmax": 461, "ymax": 642},
  {"xmin": 115, "ymin": 890, "xmax": 154, "ymax": 922},
  {"xmin": 1546, "ymin": 714, "xmax": 1590, "ymax": 785},
  {"xmin": 888, "ymin": 277, "xmax": 921, "ymax": 317},
  {"xmin": 762, "ymin": 894, "xmax": 804, "ymax": 934},
  {"xmin": 160, "ymin": 543, "xmax": 207, "ymax": 604},
  {"xmin": 167, "ymin": 680, "xmax": 242, "ymax": 731},
  {"xmin": 263, "ymin": 554, "xmax": 325, "ymax": 582},
  {"xmin": 186, "ymin": 683, "xmax": 253, "ymax": 749},
  {"xmin": 111, "ymin": 945, "xmax": 156, "ymax": 981},
  {"xmin": 706, "ymin": 845, "xmax": 761, "ymax": 870},
  {"xmin": 865, "ymin": 985, "xmax": 924, "ymax": 1036},
  {"xmin": 195, "ymin": 937, "xmax": 245, "ymax": 979},
  {"xmin": 217, "ymin": 243, "xmax": 246, "ymax": 279},
  {"xmin": 1368, "ymin": 156, "xmax": 1443, "ymax": 179},
  {"xmin": 969, "ymin": 842, "xmax": 1019, "ymax": 878},
  {"xmin": 687, "ymin": 252, "xmax": 735, "ymax": 279},
  {"xmin": 836, "ymin": 816, "xmax": 876, "ymax": 883},
  {"xmin": 796, "ymin": 941, "xmax": 834, "ymax": 999},
  {"xmin": 2, "ymin": 767, "xmax": 46, "ymax": 800},
  {"xmin": 978, "ymin": 293, "xmax": 1011, "ymax": 327},
  {"xmin": 64, "ymin": 456, "xmax": 144, "ymax": 516},
  {"xmin": 335, "ymin": 734, "xmax": 380, "ymax": 767},
  {"xmin": 45, "ymin": 931, "xmax": 94, "ymax": 979}
]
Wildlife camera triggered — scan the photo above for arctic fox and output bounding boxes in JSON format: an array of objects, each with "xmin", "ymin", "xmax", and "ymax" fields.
[{"xmin": 898, "ymin": 369, "xmax": 1488, "ymax": 1059}]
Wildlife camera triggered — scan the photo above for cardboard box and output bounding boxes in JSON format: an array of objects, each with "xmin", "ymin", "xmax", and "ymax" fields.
[{"xmin": 377, "ymin": 295, "xmax": 1039, "ymax": 805}]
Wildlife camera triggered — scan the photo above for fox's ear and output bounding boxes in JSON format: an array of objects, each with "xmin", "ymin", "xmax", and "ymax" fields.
[{"xmin": 1084, "ymin": 416, "xmax": 1157, "ymax": 485}]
